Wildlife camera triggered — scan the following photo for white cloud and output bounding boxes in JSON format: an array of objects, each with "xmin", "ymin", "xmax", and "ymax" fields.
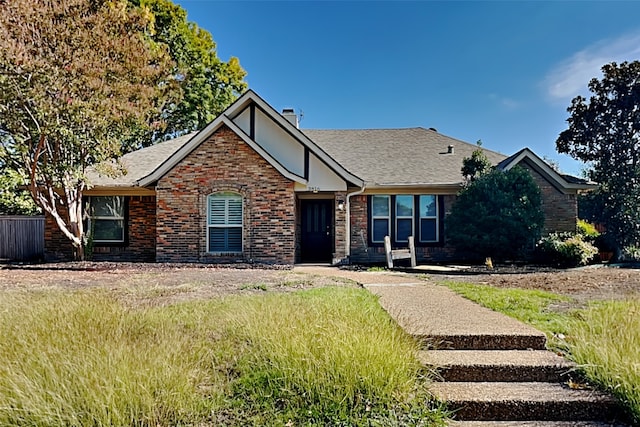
[
  {"xmin": 488, "ymin": 93, "xmax": 521, "ymax": 110},
  {"xmin": 544, "ymin": 32, "xmax": 640, "ymax": 102}
]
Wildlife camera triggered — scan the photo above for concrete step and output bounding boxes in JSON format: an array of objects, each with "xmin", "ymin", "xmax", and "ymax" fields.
[
  {"xmin": 418, "ymin": 333, "xmax": 548, "ymax": 351},
  {"xmin": 430, "ymin": 382, "xmax": 622, "ymax": 422},
  {"xmin": 421, "ymin": 350, "xmax": 577, "ymax": 382},
  {"xmin": 450, "ymin": 422, "xmax": 629, "ymax": 427}
]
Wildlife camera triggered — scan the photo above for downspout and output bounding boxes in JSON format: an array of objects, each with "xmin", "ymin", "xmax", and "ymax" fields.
[{"xmin": 345, "ymin": 184, "xmax": 366, "ymax": 263}]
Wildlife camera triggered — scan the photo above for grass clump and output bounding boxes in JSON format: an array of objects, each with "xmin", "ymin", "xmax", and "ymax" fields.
[
  {"xmin": 569, "ymin": 299, "xmax": 640, "ymax": 423},
  {"xmin": 0, "ymin": 291, "xmax": 219, "ymax": 427},
  {"xmin": 0, "ymin": 287, "xmax": 446, "ymax": 426},
  {"xmin": 225, "ymin": 287, "xmax": 445, "ymax": 425}
]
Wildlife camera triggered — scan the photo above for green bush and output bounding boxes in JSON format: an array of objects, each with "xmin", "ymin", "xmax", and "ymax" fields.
[
  {"xmin": 447, "ymin": 166, "xmax": 544, "ymax": 261},
  {"xmin": 577, "ymin": 219, "xmax": 600, "ymax": 241},
  {"xmin": 536, "ymin": 232, "xmax": 598, "ymax": 267}
]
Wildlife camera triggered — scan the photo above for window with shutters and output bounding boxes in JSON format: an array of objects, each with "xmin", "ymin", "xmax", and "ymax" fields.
[{"xmin": 207, "ymin": 192, "xmax": 243, "ymax": 253}]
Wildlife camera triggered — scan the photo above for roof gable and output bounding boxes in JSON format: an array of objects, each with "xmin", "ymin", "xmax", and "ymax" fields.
[
  {"xmin": 138, "ymin": 90, "xmax": 363, "ymax": 188},
  {"xmin": 496, "ymin": 147, "xmax": 594, "ymax": 192}
]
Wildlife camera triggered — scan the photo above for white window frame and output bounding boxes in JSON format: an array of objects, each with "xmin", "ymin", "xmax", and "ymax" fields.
[
  {"xmin": 207, "ymin": 192, "xmax": 243, "ymax": 253},
  {"xmin": 418, "ymin": 195, "xmax": 439, "ymax": 243},
  {"xmin": 371, "ymin": 195, "xmax": 391, "ymax": 243},
  {"xmin": 88, "ymin": 196, "xmax": 125, "ymax": 243},
  {"xmin": 395, "ymin": 195, "xmax": 414, "ymax": 243}
]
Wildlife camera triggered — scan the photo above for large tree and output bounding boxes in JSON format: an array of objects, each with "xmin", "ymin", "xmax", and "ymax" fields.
[
  {"xmin": 556, "ymin": 61, "xmax": 640, "ymax": 258},
  {"xmin": 0, "ymin": 0, "xmax": 175, "ymax": 259},
  {"xmin": 126, "ymin": 0, "xmax": 247, "ymax": 149}
]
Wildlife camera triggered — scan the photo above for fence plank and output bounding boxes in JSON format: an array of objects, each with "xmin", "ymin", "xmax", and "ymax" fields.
[{"xmin": 0, "ymin": 216, "xmax": 45, "ymax": 261}]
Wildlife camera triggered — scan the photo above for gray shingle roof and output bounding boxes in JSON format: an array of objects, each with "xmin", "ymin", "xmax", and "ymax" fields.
[
  {"xmin": 302, "ymin": 127, "xmax": 507, "ymax": 186},
  {"xmin": 86, "ymin": 132, "xmax": 197, "ymax": 187}
]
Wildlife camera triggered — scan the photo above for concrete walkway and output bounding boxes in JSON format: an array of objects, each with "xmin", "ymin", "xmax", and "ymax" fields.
[{"xmin": 293, "ymin": 266, "xmax": 626, "ymax": 425}]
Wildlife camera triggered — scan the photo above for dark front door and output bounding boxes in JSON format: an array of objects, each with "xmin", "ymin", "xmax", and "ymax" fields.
[{"xmin": 300, "ymin": 199, "xmax": 333, "ymax": 263}]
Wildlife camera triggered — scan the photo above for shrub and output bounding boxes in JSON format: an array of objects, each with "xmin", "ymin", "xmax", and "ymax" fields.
[
  {"xmin": 536, "ymin": 232, "xmax": 598, "ymax": 267},
  {"xmin": 577, "ymin": 219, "xmax": 600, "ymax": 241},
  {"xmin": 447, "ymin": 166, "xmax": 544, "ymax": 261},
  {"xmin": 621, "ymin": 245, "xmax": 640, "ymax": 262}
]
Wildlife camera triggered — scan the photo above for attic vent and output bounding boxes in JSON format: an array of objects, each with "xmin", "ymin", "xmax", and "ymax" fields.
[
  {"xmin": 429, "ymin": 127, "xmax": 438, "ymax": 132},
  {"xmin": 282, "ymin": 108, "xmax": 299, "ymax": 128},
  {"xmin": 447, "ymin": 145, "xmax": 454, "ymax": 154}
]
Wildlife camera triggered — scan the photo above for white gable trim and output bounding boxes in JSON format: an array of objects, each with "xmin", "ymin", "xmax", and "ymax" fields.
[
  {"xmin": 230, "ymin": 91, "xmax": 364, "ymax": 187},
  {"xmin": 498, "ymin": 148, "xmax": 594, "ymax": 192},
  {"xmin": 137, "ymin": 115, "xmax": 307, "ymax": 187}
]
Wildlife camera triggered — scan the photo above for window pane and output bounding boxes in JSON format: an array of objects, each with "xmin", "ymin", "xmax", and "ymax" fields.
[
  {"xmin": 208, "ymin": 198, "xmax": 226, "ymax": 225},
  {"xmin": 92, "ymin": 196, "xmax": 123, "ymax": 218},
  {"xmin": 209, "ymin": 228, "xmax": 225, "ymax": 251},
  {"xmin": 227, "ymin": 198, "xmax": 243, "ymax": 225},
  {"xmin": 93, "ymin": 219, "xmax": 124, "ymax": 241},
  {"xmin": 372, "ymin": 218, "xmax": 389, "ymax": 242},
  {"xmin": 420, "ymin": 218, "xmax": 437, "ymax": 242},
  {"xmin": 419, "ymin": 195, "xmax": 436, "ymax": 217},
  {"xmin": 209, "ymin": 227, "xmax": 242, "ymax": 252},
  {"xmin": 372, "ymin": 195, "xmax": 389, "ymax": 216},
  {"xmin": 227, "ymin": 227, "xmax": 242, "ymax": 252},
  {"xmin": 396, "ymin": 218, "xmax": 412, "ymax": 242},
  {"xmin": 396, "ymin": 195, "xmax": 413, "ymax": 217}
]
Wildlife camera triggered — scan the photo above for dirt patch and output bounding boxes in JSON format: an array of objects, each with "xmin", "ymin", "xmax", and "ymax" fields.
[
  {"xmin": 2, "ymin": 262, "xmax": 639, "ymax": 307},
  {"xmin": 0, "ymin": 262, "xmax": 360, "ymax": 307},
  {"xmin": 434, "ymin": 264, "xmax": 640, "ymax": 304}
]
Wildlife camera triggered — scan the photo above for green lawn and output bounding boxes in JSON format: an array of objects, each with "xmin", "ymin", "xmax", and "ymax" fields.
[
  {"xmin": 441, "ymin": 280, "xmax": 640, "ymax": 424},
  {"xmin": 0, "ymin": 287, "xmax": 447, "ymax": 427}
]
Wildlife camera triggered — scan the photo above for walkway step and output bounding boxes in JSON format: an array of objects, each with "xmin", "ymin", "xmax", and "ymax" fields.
[
  {"xmin": 430, "ymin": 382, "xmax": 621, "ymax": 421},
  {"xmin": 418, "ymin": 333, "xmax": 547, "ymax": 351},
  {"xmin": 367, "ymin": 284, "xmax": 547, "ymax": 351},
  {"xmin": 422, "ymin": 350, "xmax": 576, "ymax": 382}
]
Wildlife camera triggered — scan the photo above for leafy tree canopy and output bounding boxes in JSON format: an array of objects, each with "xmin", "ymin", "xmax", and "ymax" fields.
[
  {"xmin": 127, "ymin": 0, "xmax": 247, "ymax": 149},
  {"xmin": 446, "ymin": 167, "xmax": 544, "ymax": 261},
  {"xmin": 0, "ymin": 0, "xmax": 176, "ymax": 258},
  {"xmin": 556, "ymin": 61, "xmax": 640, "ymax": 257},
  {"xmin": 461, "ymin": 142, "xmax": 492, "ymax": 183}
]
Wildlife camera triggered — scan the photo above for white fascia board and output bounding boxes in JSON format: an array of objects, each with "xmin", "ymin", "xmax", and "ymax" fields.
[{"xmin": 246, "ymin": 92, "xmax": 365, "ymax": 187}]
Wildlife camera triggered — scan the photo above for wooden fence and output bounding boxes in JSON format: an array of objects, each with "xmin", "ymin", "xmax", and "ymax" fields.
[{"xmin": 0, "ymin": 216, "xmax": 45, "ymax": 261}]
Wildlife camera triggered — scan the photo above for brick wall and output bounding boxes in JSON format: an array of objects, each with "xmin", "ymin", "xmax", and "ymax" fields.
[
  {"xmin": 520, "ymin": 161, "xmax": 577, "ymax": 234},
  {"xmin": 44, "ymin": 196, "xmax": 156, "ymax": 262},
  {"xmin": 155, "ymin": 125, "xmax": 296, "ymax": 264}
]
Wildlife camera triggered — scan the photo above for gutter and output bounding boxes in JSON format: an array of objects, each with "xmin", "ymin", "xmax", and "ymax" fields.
[{"xmin": 345, "ymin": 183, "xmax": 366, "ymax": 262}]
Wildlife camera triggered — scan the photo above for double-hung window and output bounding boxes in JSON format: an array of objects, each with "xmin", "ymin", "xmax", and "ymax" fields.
[
  {"xmin": 371, "ymin": 195, "xmax": 390, "ymax": 243},
  {"xmin": 418, "ymin": 195, "xmax": 438, "ymax": 243},
  {"xmin": 88, "ymin": 196, "xmax": 125, "ymax": 243},
  {"xmin": 395, "ymin": 195, "xmax": 414, "ymax": 242},
  {"xmin": 207, "ymin": 192, "xmax": 242, "ymax": 253},
  {"xmin": 369, "ymin": 194, "xmax": 441, "ymax": 246}
]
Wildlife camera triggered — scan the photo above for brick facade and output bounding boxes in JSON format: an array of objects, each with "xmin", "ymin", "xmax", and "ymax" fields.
[
  {"xmin": 155, "ymin": 125, "xmax": 296, "ymax": 264},
  {"xmin": 520, "ymin": 161, "xmax": 578, "ymax": 234},
  {"xmin": 44, "ymin": 196, "xmax": 156, "ymax": 262}
]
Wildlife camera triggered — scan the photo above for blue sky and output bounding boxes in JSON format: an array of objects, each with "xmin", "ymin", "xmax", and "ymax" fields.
[{"xmin": 175, "ymin": 0, "xmax": 640, "ymax": 176}]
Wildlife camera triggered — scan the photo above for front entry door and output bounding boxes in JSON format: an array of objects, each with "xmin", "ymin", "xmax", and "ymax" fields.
[{"xmin": 300, "ymin": 199, "xmax": 333, "ymax": 263}]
